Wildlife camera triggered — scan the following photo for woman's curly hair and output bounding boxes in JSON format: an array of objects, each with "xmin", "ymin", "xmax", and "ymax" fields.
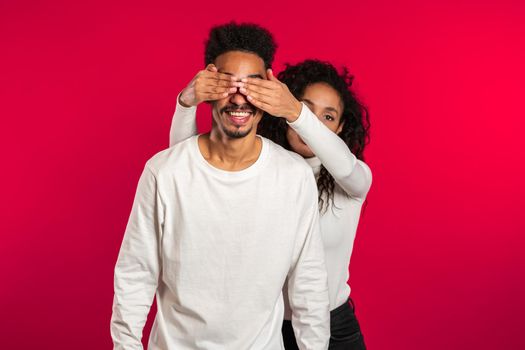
[{"xmin": 257, "ymin": 59, "xmax": 370, "ymax": 211}]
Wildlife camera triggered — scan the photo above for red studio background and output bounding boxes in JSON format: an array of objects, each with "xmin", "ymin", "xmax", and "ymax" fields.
[{"xmin": 1, "ymin": 0, "xmax": 524, "ymax": 349}]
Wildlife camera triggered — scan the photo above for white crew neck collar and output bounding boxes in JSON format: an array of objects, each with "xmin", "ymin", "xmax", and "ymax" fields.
[{"xmin": 191, "ymin": 135, "xmax": 269, "ymax": 180}]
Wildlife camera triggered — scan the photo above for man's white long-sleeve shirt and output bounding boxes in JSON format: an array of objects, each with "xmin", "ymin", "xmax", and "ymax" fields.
[
  {"xmin": 169, "ymin": 101, "xmax": 372, "ymax": 313},
  {"xmin": 111, "ymin": 135, "xmax": 330, "ymax": 349}
]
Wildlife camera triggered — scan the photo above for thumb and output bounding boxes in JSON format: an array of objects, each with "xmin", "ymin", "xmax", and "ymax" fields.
[
  {"xmin": 206, "ymin": 64, "xmax": 218, "ymax": 72},
  {"xmin": 267, "ymin": 68, "xmax": 278, "ymax": 82}
]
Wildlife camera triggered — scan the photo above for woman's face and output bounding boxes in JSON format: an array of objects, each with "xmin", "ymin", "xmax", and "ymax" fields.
[{"xmin": 286, "ymin": 82, "xmax": 344, "ymax": 158}]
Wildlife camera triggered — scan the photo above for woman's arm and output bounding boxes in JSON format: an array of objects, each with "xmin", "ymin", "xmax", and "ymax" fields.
[
  {"xmin": 241, "ymin": 71, "xmax": 372, "ymax": 199},
  {"xmin": 169, "ymin": 94, "xmax": 198, "ymax": 147},
  {"xmin": 288, "ymin": 104, "xmax": 372, "ymax": 199}
]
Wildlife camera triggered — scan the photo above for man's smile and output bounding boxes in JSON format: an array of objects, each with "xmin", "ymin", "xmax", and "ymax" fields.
[{"xmin": 221, "ymin": 105, "xmax": 255, "ymax": 126}]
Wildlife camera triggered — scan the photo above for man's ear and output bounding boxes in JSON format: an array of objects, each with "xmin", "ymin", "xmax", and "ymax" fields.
[{"xmin": 267, "ymin": 68, "xmax": 278, "ymax": 81}]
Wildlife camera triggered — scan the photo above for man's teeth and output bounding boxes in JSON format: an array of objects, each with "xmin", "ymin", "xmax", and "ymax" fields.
[{"xmin": 228, "ymin": 111, "xmax": 251, "ymax": 117}]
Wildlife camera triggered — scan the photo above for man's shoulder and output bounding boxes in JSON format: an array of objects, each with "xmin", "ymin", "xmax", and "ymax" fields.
[
  {"xmin": 145, "ymin": 136, "xmax": 196, "ymax": 175},
  {"xmin": 263, "ymin": 137, "xmax": 311, "ymax": 174}
]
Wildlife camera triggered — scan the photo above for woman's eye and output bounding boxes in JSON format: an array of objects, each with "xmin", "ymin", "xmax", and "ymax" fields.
[{"xmin": 324, "ymin": 115, "xmax": 334, "ymax": 121}]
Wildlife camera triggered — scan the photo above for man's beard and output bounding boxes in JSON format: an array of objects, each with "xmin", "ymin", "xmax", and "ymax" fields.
[
  {"xmin": 219, "ymin": 103, "xmax": 257, "ymax": 139},
  {"xmin": 223, "ymin": 126, "xmax": 253, "ymax": 139}
]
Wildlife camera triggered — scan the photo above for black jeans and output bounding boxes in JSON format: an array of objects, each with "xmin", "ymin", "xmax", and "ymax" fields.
[{"xmin": 281, "ymin": 299, "xmax": 366, "ymax": 350}]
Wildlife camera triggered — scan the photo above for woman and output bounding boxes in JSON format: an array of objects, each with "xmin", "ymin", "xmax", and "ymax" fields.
[{"xmin": 171, "ymin": 59, "xmax": 371, "ymax": 349}]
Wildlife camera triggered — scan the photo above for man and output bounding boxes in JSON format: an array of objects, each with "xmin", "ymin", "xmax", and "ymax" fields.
[{"xmin": 111, "ymin": 22, "xmax": 330, "ymax": 350}]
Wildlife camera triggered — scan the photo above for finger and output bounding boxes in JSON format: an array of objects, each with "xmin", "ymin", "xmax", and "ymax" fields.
[
  {"xmin": 202, "ymin": 86, "xmax": 237, "ymax": 95},
  {"xmin": 239, "ymin": 84, "xmax": 274, "ymax": 98},
  {"xmin": 199, "ymin": 75, "xmax": 242, "ymax": 89},
  {"xmin": 204, "ymin": 72, "xmax": 240, "ymax": 85},
  {"xmin": 200, "ymin": 87, "xmax": 238, "ymax": 101},
  {"xmin": 204, "ymin": 69, "xmax": 238, "ymax": 81},
  {"xmin": 202, "ymin": 77, "xmax": 241, "ymax": 88},
  {"xmin": 203, "ymin": 91, "xmax": 231, "ymax": 100},
  {"xmin": 204, "ymin": 72, "xmax": 237, "ymax": 82},
  {"xmin": 205, "ymin": 63, "xmax": 217, "ymax": 72},
  {"xmin": 241, "ymin": 76, "xmax": 277, "ymax": 89},
  {"xmin": 241, "ymin": 89, "xmax": 275, "ymax": 104},
  {"xmin": 242, "ymin": 80, "xmax": 279, "ymax": 95},
  {"xmin": 246, "ymin": 95, "xmax": 273, "ymax": 112}
]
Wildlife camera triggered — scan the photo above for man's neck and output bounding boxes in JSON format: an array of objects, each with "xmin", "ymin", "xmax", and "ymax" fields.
[{"xmin": 198, "ymin": 129, "xmax": 262, "ymax": 171}]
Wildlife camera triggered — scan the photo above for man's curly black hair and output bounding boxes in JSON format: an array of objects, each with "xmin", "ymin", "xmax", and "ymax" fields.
[
  {"xmin": 258, "ymin": 59, "xmax": 370, "ymax": 212},
  {"xmin": 204, "ymin": 22, "xmax": 277, "ymax": 69}
]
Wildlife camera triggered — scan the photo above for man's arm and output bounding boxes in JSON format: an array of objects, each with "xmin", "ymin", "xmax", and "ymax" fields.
[
  {"xmin": 111, "ymin": 165, "xmax": 163, "ymax": 349},
  {"xmin": 287, "ymin": 169, "xmax": 330, "ymax": 350}
]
